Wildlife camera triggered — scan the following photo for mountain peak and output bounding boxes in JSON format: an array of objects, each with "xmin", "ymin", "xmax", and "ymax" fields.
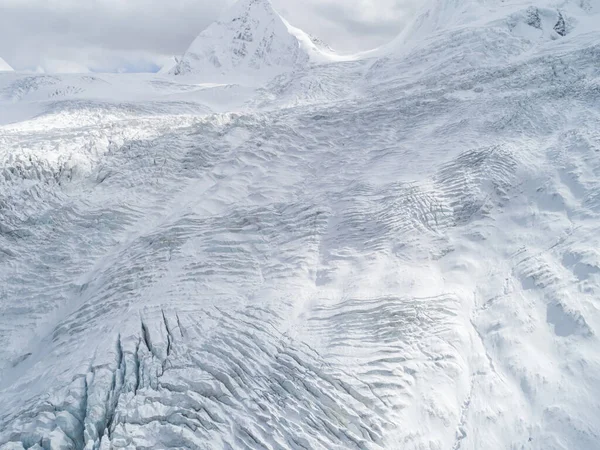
[
  {"xmin": 227, "ymin": 0, "xmax": 275, "ymax": 15},
  {"xmin": 170, "ymin": 0, "xmax": 333, "ymax": 83}
]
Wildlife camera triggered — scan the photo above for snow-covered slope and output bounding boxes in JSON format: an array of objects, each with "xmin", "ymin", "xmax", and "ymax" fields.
[
  {"xmin": 157, "ymin": 57, "xmax": 178, "ymax": 75},
  {"xmin": 395, "ymin": 0, "xmax": 600, "ymax": 43},
  {"xmin": 170, "ymin": 0, "xmax": 337, "ymax": 83},
  {"xmin": 0, "ymin": 57, "xmax": 14, "ymax": 72},
  {"xmin": 371, "ymin": 0, "xmax": 600, "ymax": 83},
  {"xmin": 1, "ymin": 0, "xmax": 600, "ymax": 449}
]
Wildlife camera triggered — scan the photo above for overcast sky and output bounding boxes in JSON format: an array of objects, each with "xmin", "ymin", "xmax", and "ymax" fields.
[{"xmin": 0, "ymin": 0, "xmax": 419, "ymax": 73}]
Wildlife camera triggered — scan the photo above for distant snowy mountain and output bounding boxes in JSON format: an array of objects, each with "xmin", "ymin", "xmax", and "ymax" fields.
[
  {"xmin": 170, "ymin": 0, "xmax": 338, "ymax": 83},
  {"xmin": 0, "ymin": 57, "xmax": 14, "ymax": 72}
]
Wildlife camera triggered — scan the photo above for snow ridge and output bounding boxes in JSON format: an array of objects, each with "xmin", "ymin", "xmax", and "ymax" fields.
[{"xmin": 0, "ymin": 57, "xmax": 14, "ymax": 73}]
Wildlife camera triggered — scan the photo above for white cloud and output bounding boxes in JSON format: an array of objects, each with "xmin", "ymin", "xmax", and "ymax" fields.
[
  {"xmin": 0, "ymin": 0, "xmax": 420, "ymax": 73},
  {"xmin": 39, "ymin": 59, "xmax": 91, "ymax": 74}
]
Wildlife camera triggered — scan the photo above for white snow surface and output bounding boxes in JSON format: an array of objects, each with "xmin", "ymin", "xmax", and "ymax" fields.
[
  {"xmin": 0, "ymin": 57, "xmax": 13, "ymax": 72},
  {"xmin": 2, "ymin": 0, "xmax": 600, "ymax": 449}
]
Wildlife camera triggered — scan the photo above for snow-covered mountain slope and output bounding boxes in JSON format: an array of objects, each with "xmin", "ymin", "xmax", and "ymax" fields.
[
  {"xmin": 0, "ymin": 57, "xmax": 13, "ymax": 72},
  {"xmin": 170, "ymin": 0, "xmax": 340, "ymax": 83},
  {"xmin": 396, "ymin": 0, "xmax": 600, "ymax": 42},
  {"xmin": 377, "ymin": 0, "xmax": 600, "ymax": 79},
  {"xmin": 157, "ymin": 57, "xmax": 178, "ymax": 75},
  {"xmin": 1, "ymin": 0, "xmax": 600, "ymax": 449}
]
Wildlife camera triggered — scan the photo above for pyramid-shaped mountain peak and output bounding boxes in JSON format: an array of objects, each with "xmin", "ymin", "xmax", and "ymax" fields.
[{"xmin": 170, "ymin": 0, "xmax": 333, "ymax": 83}]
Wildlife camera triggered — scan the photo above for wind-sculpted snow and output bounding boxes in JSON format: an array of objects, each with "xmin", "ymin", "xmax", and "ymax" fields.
[{"xmin": 2, "ymin": 0, "xmax": 600, "ymax": 449}]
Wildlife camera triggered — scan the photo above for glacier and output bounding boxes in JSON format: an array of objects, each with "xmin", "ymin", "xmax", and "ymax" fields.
[{"xmin": 1, "ymin": 0, "xmax": 600, "ymax": 448}]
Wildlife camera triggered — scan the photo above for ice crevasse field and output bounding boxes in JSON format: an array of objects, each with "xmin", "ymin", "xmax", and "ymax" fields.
[{"xmin": 1, "ymin": 0, "xmax": 600, "ymax": 448}]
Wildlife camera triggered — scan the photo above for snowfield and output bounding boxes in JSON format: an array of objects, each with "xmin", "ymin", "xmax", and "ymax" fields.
[
  {"xmin": 1, "ymin": 0, "xmax": 600, "ymax": 449},
  {"xmin": 0, "ymin": 58, "xmax": 13, "ymax": 73}
]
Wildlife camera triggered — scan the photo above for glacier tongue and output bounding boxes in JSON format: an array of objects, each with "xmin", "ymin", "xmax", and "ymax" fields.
[{"xmin": 2, "ymin": 0, "xmax": 600, "ymax": 449}]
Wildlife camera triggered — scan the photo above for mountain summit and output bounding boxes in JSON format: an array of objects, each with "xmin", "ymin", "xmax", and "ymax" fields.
[{"xmin": 171, "ymin": 0, "xmax": 334, "ymax": 83}]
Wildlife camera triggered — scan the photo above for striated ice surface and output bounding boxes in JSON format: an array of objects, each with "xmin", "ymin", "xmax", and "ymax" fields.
[{"xmin": 1, "ymin": 0, "xmax": 600, "ymax": 449}]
